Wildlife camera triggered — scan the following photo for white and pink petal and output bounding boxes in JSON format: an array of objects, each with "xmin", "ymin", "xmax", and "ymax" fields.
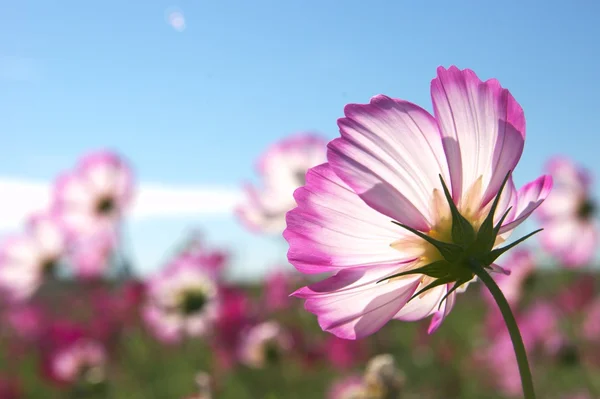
[{"xmin": 329, "ymin": 95, "xmax": 450, "ymax": 231}]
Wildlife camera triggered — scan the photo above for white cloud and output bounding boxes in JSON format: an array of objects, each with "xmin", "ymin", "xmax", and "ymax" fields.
[{"xmin": 0, "ymin": 177, "xmax": 240, "ymax": 232}]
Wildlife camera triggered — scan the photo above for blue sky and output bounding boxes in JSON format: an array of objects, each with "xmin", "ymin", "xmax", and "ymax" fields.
[{"xmin": 1, "ymin": 0, "xmax": 599, "ymax": 278}]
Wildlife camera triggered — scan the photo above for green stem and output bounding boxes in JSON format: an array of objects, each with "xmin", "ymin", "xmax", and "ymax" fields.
[{"xmin": 471, "ymin": 263, "xmax": 536, "ymax": 399}]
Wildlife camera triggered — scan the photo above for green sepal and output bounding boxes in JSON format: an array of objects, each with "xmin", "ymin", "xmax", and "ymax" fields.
[
  {"xmin": 437, "ymin": 278, "xmax": 470, "ymax": 311},
  {"xmin": 439, "ymin": 175, "xmax": 475, "ymax": 247},
  {"xmin": 376, "ymin": 260, "xmax": 450, "ymax": 284},
  {"xmin": 473, "ymin": 171, "xmax": 512, "ymax": 253},
  {"xmin": 408, "ymin": 276, "xmax": 454, "ymax": 302},
  {"xmin": 391, "ymin": 221, "xmax": 462, "ymax": 262},
  {"xmin": 483, "ymin": 229, "xmax": 543, "ymax": 265}
]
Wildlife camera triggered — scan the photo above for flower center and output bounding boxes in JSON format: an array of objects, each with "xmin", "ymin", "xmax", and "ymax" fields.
[
  {"xmin": 263, "ymin": 341, "xmax": 280, "ymax": 364},
  {"xmin": 577, "ymin": 199, "xmax": 595, "ymax": 220},
  {"xmin": 96, "ymin": 196, "xmax": 115, "ymax": 215},
  {"xmin": 383, "ymin": 172, "xmax": 541, "ymax": 302},
  {"xmin": 179, "ymin": 290, "xmax": 208, "ymax": 315},
  {"xmin": 41, "ymin": 257, "xmax": 58, "ymax": 278}
]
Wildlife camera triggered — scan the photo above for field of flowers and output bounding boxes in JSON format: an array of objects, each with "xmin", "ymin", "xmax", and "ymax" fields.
[{"xmin": 1, "ymin": 67, "xmax": 600, "ymax": 399}]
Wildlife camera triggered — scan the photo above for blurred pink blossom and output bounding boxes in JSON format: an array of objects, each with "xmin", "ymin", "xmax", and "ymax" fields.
[
  {"xmin": 211, "ymin": 285, "xmax": 252, "ymax": 370},
  {"xmin": 41, "ymin": 322, "xmax": 107, "ymax": 387},
  {"xmin": 0, "ymin": 212, "xmax": 68, "ymax": 301},
  {"xmin": 5, "ymin": 303, "xmax": 46, "ymax": 342},
  {"xmin": 69, "ymin": 229, "xmax": 114, "ymax": 279},
  {"xmin": 557, "ymin": 276, "xmax": 596, "ymax": 315},
  {"xmin": 236, "ymin": 133, "xmax": 327, "ymax": 234},
  {"xmin": 328, "ymin": 376, "xmax": 364, "ymax": 399},
  {"xmin": 323, "ymin": 335, "xmax": 367, "ymax": 370},
  {"xmin": 238, "ymin": 321, "xmax": 293, "ymax": 368},
  {"xmin": 53, "ymin": 150, "xmax": 134, "ymax": 239},
  {"xmin": 262, "ymin": 269, "xmax": 295, "ymax": 312},
  {"xmin": 142, "ymin": 257, "xmax": 219, "ymax": 343},
  {"xmin": 537, "ymin": 157, "xmax": 598, "ymax": 267}
]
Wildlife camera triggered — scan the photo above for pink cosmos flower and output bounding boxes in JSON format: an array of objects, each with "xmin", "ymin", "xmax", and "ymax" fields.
[
  {"xmin": 323, "ymin": 335, "xmax": 367, "ymax": 370},
  {"xmin": 237, "ymin": 133, "xmax": 327, "ymax": 234},
  {"xmin": 537, "ymin": 157, "xmax": 598, "ymax": 267},
  {"xmin": 328, "ymin": 376, "xmax": 364, "ymax": 399},
  {"xmin": 69, "ymin": 229, "xmax": 114, "ymax": 279},
  {"xmin": 49, "ymin": 339, "xmax": 107, "ymax": 386},
  {"xmin": 176, "ymin": 234, "xmax": 229, "ymax": 277},
  {"xmin": 211, "ymin": 286, "xmax": 252, "ymax": 370},
  {"xmin": 238, "ymin": 321, "xmax": 293, "ymax": 368},
  {"xmin": 5, "ymin": 303, "xmax": 46, "ymax": 342},
  {"xmin": 262, "ymin": 269, "xmax": 295, "ymax": 312},
  {"xmin": 0, "ymin": 212, "xmax": 68, "ymax": 301},
  {"xmin": 53, "ymin": 150, "xmax": 134, "ymax": 238},
  {"xmin": 285, "ymin": 66, "xmax": 552, "ymax": 339},
  {"xmin": 41, "ymin": 322, "xmax": 107, "ymax": 387},
  {"xmin": 557, "ymin": 276, "xmax": 596, "ymax": 315},
  {"xmin": 143, "ymin": 258, "xmax": 219, "ymax": 343}
]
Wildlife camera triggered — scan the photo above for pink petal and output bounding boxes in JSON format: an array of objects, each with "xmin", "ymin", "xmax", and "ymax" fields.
[
  {"xmin": 431, "ymin": 66, "xmax": 525, "ymax": 206},
  {"xmin": 393, "ymin": 284, "xmax": 446, "ymax": 322},
  {"xmin": 428, "ymin": 288, "xmax": 456, "ymax": 334},
  {"xmin": 236, "ymin": 184, "xmax": 288, "ymax": 234},
  {"xmin": 328, "ymin": 94, "xmax": 449, "ymax": 231},
  {"xmin": 536, "ymin": 187, "xmax": 580, "ymax": 220},
  {"xmin": 284, "ymin": 164, "xmax": 421, "ymax": 274},
  {"xmin": 53, "ymin": 173, "xmax": 95, "ymax": 209},
  {"xmin": 542, "ymin": 220, "xmax": 597, "ymax": 267},
  {"xmin": 546, "ymin": 156, "xmax": 591, "ymax": 192},
  {"xmin": 499, "ymin": 175, "xmax": 553, "ymax": 234},
  {"xmin": 564, "ymin": 223, "xmax": 598, "ymax": 267},
  {"xmin": 79, "ymin": 150, "xmax": 134, "ymax": 201},
  {"xmin": 293, "ymin": 264, "xmax": 421, "ymax": 339}
]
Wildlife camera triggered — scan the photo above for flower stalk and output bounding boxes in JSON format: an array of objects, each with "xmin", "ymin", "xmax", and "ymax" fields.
[{"xmin": 470, "ymin": 262, "xmax": 536, "ymax": 399}]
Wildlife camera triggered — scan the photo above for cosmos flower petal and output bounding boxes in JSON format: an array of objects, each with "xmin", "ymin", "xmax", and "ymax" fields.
[
  {"xmin": 536, "ymin": 188, "xmax": 580, "ymax": 220},
  {"xmin": 431, "ymin": 66, "xmax": 525, "ymax": 205},
  {"xmin": 565, "ymin": 223, "xmax": 597, "ymax": 267},
  {"xmin": 393, "ymin": 284, "xmax": 447, "ymax": 322},
  {"xmin": 236, "ymin": 184, "xmax": 286, "ymax": 234},
  {"xmin": 328, "ymin": 95, "xmax": 449, "ymax": 230},
  {"xmin": 54, "ymin": 173, "xmax": 95, "ymax": 209},
  {"xmin": 499, "ymin": 175, "xmax": 553, "ymax": 234},
  {"xmin": 541, "ymin": 220, "xmax": 597, "ymax": 267},
  {"xmin": 428, "ymin": 289, "xmax": 456, "ymax": 334},
  {"xmin": 79, "ymin": 151, "xmax": 132, "ymax": 197},
  {"xmin": 285, "ymin": 164, "xmax": 420, "ymax": 273},
  {"xmin": 238, "ymin": 133, "xmax": 327, "ymax": 234},
  {"xmin": 546, "ymin": 156, "xmax": 591, "ymax": 191},
  {"xmin": 294, "ymin": 265, "xmax": 421, "ymax": 339}
]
